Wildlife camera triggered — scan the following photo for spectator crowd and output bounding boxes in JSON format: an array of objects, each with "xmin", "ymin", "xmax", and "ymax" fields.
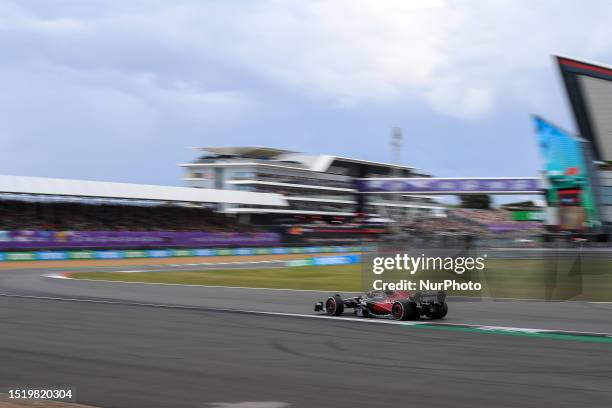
[
  {"xmin": 401, "ymin": 208, "xmax": 543, "ymax": 238},
  {"xmin": 0, "ymin": 199, "xmax": 543, "ymax": 241},
  {"xmin": 0, "ymin": 199, "xmax": 256, "ymax": 232}
]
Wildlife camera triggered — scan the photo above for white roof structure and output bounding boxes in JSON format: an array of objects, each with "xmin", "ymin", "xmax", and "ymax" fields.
[
  {"xmin": 198, "ymin": 146, "xmax": 293, "ymax": 157},
  {"xmin": 194, "ymin": 146, "xmax": 415, "ymax": 172},
  {"xmin": 0, "ymin": 175, "xmax": 287, "ymax": 206}
]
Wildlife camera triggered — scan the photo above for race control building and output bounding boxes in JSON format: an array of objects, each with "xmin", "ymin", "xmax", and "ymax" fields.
[
  {"xmin": 180, "ymin": 146, "xmax": 444, "ymax": 224},
  {"xmin": 557, "ymin": 56, "xmax": 612, "ymax": 236}
]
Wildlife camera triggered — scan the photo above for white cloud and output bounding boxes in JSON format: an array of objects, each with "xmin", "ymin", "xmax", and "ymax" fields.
[
  {"xmin": 2, "ymin": 0, "xmax": 612, "ymax": 121},
  {"xmin": 154, "ymin": 0, "xmax": 610, "ymax": 118},
  {"xmin": 220, "ymin": 1, "xmax": 451, "ymax": 107}
]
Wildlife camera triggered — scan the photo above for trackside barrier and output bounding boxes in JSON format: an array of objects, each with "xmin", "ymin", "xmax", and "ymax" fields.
[
  {"xmin": 285, "ymin": 254, "xmax": 361, "ymax": 267},
  {"xmin": 0, "ymin": 246, "xmax": 364, "ymax": 262}
]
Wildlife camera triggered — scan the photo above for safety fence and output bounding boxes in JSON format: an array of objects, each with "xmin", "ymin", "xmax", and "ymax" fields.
[{"xmin": 0, "ymin": 245, "xmax": 363, "ymax": 262}]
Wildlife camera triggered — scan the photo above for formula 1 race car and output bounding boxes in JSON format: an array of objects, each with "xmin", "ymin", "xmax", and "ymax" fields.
[{"xmin": 314, "ymin": 290, "xmax": 448, "ymax": 320}]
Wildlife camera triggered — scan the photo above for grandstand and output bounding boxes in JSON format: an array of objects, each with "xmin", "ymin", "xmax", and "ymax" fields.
[
  {"xmin": 0, "ymin": 199, "xmax": 256, "ymax": 232},
  {"xmin": 180, "ymin": 146, "xmax": 443, "ymax": 225},
  {"xmin": 0, "ymin": 174, "xmax": 286, "ymax": 249},
  {"xmin": 0, "ymin": 168, "xmax": 546, "ymax": 250},
  {"xmin": 0, "ymin": 174, "xmax": 394, "ymax": 249},
  {"xmin": 401, "ymin": 208, "xmax": 543, "ymax": 238}
]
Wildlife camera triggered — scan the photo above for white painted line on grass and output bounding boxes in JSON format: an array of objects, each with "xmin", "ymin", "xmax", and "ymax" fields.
[
  {"xmin": 88, "ymin": 259, "xmax": 288, "ymax": 274},
  {"xmin": 45, "ymin": 274, "xmax": 612, "ymax": 305},
  {"xmin": 44, "ymin": 274, "xmax": 360, "ymax": 293}
]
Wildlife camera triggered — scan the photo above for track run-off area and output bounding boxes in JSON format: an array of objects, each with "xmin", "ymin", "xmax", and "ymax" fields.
[{"xmin": 1, "ymin": 253, "xmax": 612, "ymax": 407}]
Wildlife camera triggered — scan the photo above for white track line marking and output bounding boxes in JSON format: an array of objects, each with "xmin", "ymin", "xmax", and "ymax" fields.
[
  {"xmin": 44, "ymin": 274, "xmax": 360, "ymax": 293},
  {"xmin": 93, "ymin": 259, "xmax": 287, "ymax": 274},
  {"xmin": 1, "ymin": 291, "xmax": 611, "ymax": 338},
  {"xmin": 44, "ymin": 274, "xmax": 612, "ymax": 304}
]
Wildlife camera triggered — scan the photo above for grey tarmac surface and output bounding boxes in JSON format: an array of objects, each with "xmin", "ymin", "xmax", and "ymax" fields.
[
  {"xmin": 1, "ymin": 296, "xmax": 611, "ymax": 408},
  {"xmin": 1, "ymin": 263, "xmax": 612, "ymax": 408},
  {"xmin": 1, "ymin": 266, "xmax": 612, "ymax": 333}
]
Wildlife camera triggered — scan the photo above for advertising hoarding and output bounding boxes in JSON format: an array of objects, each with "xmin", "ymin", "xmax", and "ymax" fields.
[
  {"xmin": 533, "ymin": 116, "xmax": 597, "ymax": 230},
  {"xmin": 355, "ymin": 178, "xmax": 540, "ymax": 194},
  {"xmin": 0, "ymin": 231, "xmax": 281, "ymax": 249}
]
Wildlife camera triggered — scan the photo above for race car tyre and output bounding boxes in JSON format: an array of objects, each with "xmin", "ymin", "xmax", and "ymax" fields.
[
  {"xmin": 325, "ymin": 295, "xmax": 344, "ymax": 316},
  {"xmin": 391, "ymin": 301, "xmax": 418, "ymax": 321},
  {"xmin": 429, "ymin": 303, "xmax": 448, "ymax": 320}
]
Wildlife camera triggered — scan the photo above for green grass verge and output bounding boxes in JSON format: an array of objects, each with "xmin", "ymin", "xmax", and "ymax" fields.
[
  {"xmin": 70, "ymin": 258, "xmax": 612, "ymax": 301},
  {"xmin": 71, "ymin": 265, "xmax": 363, "ymax": 291}
]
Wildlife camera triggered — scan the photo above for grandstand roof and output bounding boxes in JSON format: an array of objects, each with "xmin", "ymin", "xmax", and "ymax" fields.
[
  {"xmin": 0, "ymin": 175, "xmax": 288, "ymax": 206},
  {"xmin": 194, "ymin": 146, "xmax": 416, "ymax": 172},
  {"xmin": 198, "ymin": 146, "xmax": 294, "ymax": 158},
  {"xmin": 556, "ymin": 56, "xmax": 612, "ymax": 162}
]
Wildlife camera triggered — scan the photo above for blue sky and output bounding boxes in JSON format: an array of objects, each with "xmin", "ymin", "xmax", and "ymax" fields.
[{"xmin": 2, "ymin": 0, "xmax": 612, "ymax": 197}]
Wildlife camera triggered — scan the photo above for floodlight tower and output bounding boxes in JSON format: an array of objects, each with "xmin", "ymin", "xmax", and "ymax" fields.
[
  {"xmin": 391, "ymin": 127, "xmax": 402, "ymax": 168},
  {"xmin": 387, "ymin": 127, "xmax": 405, "ymax": 228}
]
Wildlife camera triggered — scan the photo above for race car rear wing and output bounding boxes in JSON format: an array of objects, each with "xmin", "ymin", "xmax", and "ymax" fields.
[{"xmin": 412, "ymin": 291, "xmax": 446, "ymax": 305}]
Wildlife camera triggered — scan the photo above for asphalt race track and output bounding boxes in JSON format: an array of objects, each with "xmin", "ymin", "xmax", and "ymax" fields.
[
  {"xmin": 2, "ymin": 264, "xmax": 612, "ymax": 333},
  {"xmin": 1, "ymin": 262, "xmax": 612, "ymax": 407}
]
